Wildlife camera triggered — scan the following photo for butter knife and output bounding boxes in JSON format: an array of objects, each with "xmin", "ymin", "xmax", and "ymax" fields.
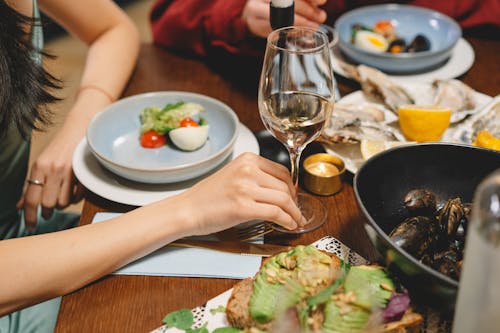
[{"xmin": 169, "ymin": 239, "xmax": 292, "ymax": 257}]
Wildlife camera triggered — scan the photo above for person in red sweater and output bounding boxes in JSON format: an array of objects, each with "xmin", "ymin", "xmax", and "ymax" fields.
[{"xmin": 150, "ymin": 0, "xmax": 499, "ymax": 59}]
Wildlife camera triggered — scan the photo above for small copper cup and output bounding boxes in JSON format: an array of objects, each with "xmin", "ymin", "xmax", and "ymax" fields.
[{"xmin": 303, "ymin": 153, "xmax": 345, "ymax": 196}]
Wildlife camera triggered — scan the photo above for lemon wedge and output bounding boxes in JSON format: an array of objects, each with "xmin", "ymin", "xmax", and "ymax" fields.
[
  {"xmin": 474, "ymin": 130, "xmax": 500, "ymax": 151},
  {"xmin": 360, "ymin": 140, "xmax": 414, "ymax": 160},
  {"xmin": 398, "ymin": 105, "xmax": 452, "ymax": 142}
]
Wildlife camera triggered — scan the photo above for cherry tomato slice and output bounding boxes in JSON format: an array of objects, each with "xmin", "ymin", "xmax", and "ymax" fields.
[
  {"xmin": 180, "ymin": 117, "xmax": 199, "ymax": 127},
  {"xmin": 140, "ymin": 130, "xmax": 166, "ymax": 148},
  {"xmin": 374, "ymin": 20, "xmax": 392, "ymax": 30}
]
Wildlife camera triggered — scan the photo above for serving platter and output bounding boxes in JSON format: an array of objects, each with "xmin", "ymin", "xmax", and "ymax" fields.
[
  {"xmin": 323, "ymin": 82, "xmax": 492, "ymax": 174},
  {"xmin": 151, "ymin": 236, "xmax": 451, "ymax": 333},
  {"xmin": 73, "ymin": 123, "xmax": 259, "ymax": 206}
]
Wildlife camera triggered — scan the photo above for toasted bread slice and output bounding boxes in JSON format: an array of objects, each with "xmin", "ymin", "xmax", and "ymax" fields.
[
  {"xmin": 381, "ymin": 310, "xmax": 423, "ymax": 333},
  {"xmin": 227, "ymin": 278, "xmax": 272, "ymax": 331}
]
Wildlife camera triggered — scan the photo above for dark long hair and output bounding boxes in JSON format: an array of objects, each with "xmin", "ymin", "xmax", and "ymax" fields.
[{"xmin": 0, "ymin": 0, "xmax": 61, "ymax": 138}]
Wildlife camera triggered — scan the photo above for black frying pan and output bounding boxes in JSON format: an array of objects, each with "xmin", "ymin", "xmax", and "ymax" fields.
[{"xmin": 354, "ymin": 143, "xmax": 500, "ymax": 312}]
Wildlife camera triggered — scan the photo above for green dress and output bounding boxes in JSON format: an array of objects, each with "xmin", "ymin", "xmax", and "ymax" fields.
[{"xmin": 0, "ymin": 1, "xmax": 80, "ymax": 332}]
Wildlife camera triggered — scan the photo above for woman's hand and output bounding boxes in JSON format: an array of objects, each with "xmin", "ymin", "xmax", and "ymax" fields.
[
  {"xmin": 242, "ymin": 0, "xmax": 327, "ymax": 38},
  {"xmin": 173, "ymin": 153, "xmax": 306, "ymax": 236},
  {"xmin": 17, "ymin": 127, "xmax": 84, "ymax": 230}
]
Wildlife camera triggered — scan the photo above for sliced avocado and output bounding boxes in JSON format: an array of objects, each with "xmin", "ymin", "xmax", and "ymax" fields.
[
  {"xmin": 322, "ymin": 301, "xmax": 370, "ymax": 333},
  {"xmin": 249, "ymin": 256, "xmax": 304, "ymax": 323},
  {"xmin": 249, "ymin": 275, "xmax": 304, "ymax": 323},
  {"xmin": 343, "ymin": 265, "xmax": 394, "ymax": 310},
  {"xmin": 307, "ymin": 259, "xmax": 350, "ymax": 307},
  {"xmin": 293, "ymin": 245, "xmax": 332, "ymax": 266},
  {"xmin": 250, "ymin": 246, "xmax": 329, "ymax": 324},
  {"xmin": 249, "ymin": 273, "xmax": 282, "ymax": 323}
]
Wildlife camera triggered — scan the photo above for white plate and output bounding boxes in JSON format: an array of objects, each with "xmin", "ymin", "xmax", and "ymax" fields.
[
  {"xmin": 73, "ymin": 123, "xmax": 259, "ymax": 206},
  {"xmin": 323, "ymin": 83, "xmax": 492, "ymax": 174},
  {"xmin": 332, "ymin": 38, "xmax": 474, "ymax": 84}
]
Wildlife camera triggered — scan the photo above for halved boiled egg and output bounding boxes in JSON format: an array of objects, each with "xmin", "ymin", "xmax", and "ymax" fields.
[
  {"xmin": 354, "ymin": 30, "xmax": 388, "ymax": 53},
  {"xmin": 169, "ymin": 125, "xmax": 209, "ymax": 151}
]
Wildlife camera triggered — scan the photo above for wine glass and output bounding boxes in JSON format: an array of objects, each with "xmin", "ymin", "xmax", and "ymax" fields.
[{"xmin": 258, "ymin": 26, "xmax": 335, "ymax": 233}]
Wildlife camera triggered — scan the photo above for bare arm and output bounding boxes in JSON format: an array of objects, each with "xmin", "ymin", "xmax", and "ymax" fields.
[
  {"xmin": 18, "ymin": 0, "xmax": 140, "ymax": 227},
  {"xmin": 0, "ymin": 200, "xmax": 192, "ymax": 316},
  {"xmin": 1, "ymin": 153, "xmax": 305, "ymax": 316}
]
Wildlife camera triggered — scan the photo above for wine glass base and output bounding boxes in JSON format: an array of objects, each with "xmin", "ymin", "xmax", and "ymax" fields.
[{"xmin": 272, "ymin": 193, "xmax": 327, "ymax": 234}]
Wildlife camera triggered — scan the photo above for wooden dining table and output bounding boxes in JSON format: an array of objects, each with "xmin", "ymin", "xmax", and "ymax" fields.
[{"xmin": 55, "ymin": 35, "xmax": 499, "ymax": 332}]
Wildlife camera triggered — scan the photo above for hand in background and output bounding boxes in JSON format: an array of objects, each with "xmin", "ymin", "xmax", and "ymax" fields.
[
  {"xmin": 242, "ymin": 0, "xmax": 327, "ymax": 38},
  {"xmin": 172, "ymin": 153, "xmax": 306, "ymax": 236}
]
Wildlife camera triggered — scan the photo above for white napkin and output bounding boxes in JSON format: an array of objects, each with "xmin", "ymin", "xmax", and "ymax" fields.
[{"xmin": 91, "ymin": 212, "xmax": 262, "ymax": 279}]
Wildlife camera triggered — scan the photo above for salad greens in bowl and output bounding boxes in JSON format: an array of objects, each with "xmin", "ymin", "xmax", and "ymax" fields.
[
  {"xmin": 139, "ymin": 101, "xmax": 209, "ymax": 151},
  {"xmin": 86, "ymin": 91, "xmax": 239, "ymax": 184}
]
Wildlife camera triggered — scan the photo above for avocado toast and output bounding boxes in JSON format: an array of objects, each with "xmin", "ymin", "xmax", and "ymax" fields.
[{"xmin": 226, "ymin": 245, "xmax": 422, "ymax": 333}]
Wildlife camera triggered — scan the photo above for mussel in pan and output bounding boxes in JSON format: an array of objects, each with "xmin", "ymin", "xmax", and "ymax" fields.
[
  {"xmin": 430, "ymin": 248, "xmax": 462, "ymax": 280},
  {"xmin": 437, "ymin": 198, "xmax": 465, "ymax": 242},
  {"xmin": 404, "ymin": 189, "xmax": 437, "ymax": 217},
  {"xmin": 456, "ymin": 203, "xmax": 472, "ymax": 241},
  {"xmin": 389, "ymin": 216, "xmax": 437, "ymax": 259},
  {"xmin": 389, "ymin": 189, "xmax": 471, "ymax": 281},
  {"xmin": 422, "ymin": 244, "xmax": 462, "ymax": 280}
]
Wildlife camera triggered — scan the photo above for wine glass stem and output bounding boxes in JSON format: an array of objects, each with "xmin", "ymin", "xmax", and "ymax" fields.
[{"xmin": 288, "ymin": 147, "xmax": 303, "ymax": 198}]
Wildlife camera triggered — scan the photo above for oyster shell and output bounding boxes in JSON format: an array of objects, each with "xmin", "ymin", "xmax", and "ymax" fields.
[
  {"xmin": 320, "ymin": 119, "xmax": 405, "ymax": 144},
  {"xmin": 331, "ymin": 102, "xmax": 386, "ymax": 127},
  {"xmin": 340, "ymin": 63, "xmax": 415, "ymax": 113},
  {"xmin": 319, "ymin": 101, "xmax": 402, "ymax": 143},
  {"xmin": 433, "ymin": 79, "xmax": 476, "ymax": 111},
  {"xmin": 451, "ymin": 96, "xmax": 500, "ymax": 144},
  {"xmin": 470, "ymin": 99, "xmax": 500, "ymax": 139},
  {"xmin": 433, "ymin": 79, "xmax": 477, "ymax": 123}
]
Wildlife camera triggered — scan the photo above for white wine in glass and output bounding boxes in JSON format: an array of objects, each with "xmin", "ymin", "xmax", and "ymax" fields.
[{"xmin": 258, "ymin": 26, "xmax": 335, "ymax": 233}]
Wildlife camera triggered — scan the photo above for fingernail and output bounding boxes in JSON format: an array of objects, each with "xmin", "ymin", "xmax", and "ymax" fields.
[
  {"xmin": 299, "ymin": 215, "xmax": 307, "ymax": 226},
  {"xmin": 318, "ymin": 10, "xmax": 327, "ymax": 22}
]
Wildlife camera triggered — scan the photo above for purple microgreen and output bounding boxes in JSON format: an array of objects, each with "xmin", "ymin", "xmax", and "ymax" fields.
[{"xmin": 383, "ymin": 291, "xmax": 410, "ymax": 323}]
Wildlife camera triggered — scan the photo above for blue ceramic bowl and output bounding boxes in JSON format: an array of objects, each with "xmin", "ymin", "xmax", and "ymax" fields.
[
  {"xmin": 87, "ymin": 91, "xmax": 239, "ymax": 184},
  {"xmin": 335, "ymin": 4, "xmax": 461, "ymax": 73}
]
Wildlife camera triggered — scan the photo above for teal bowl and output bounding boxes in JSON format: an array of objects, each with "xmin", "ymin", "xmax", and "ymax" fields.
[
  {"xmin": 335, "ymin": 4, "xmax": 461, "ymax": 73},
  {"xmin": 86, "ymin": 91, "xmax": 239, "ymax": 184}
]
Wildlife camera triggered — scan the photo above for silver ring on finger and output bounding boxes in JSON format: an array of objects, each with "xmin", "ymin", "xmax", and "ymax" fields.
[{"xmin": 27, "ymin": 179, "xmax": 45, "ymax": 186}]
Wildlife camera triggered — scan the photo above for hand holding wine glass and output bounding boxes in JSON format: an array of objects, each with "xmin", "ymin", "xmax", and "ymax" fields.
[{"xmin": 258, "ymin": 26, "xmax": 335, "ymax": 233}]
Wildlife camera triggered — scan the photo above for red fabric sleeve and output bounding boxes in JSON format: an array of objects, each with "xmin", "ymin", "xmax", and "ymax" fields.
[
  {"xmin": 150, "ymin": 0, "xmax": 499, "ymax": 58},
  {"xmin": 409, "ymin": 0, "xmax": 500, "ymax": 29},
  {"xmin": 151, "ymin": 0, "xmax": 260, "ymax": 57},
  {"xmin": 324, "ymin": 0, "xmax": 500, "ymax": 28}
]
